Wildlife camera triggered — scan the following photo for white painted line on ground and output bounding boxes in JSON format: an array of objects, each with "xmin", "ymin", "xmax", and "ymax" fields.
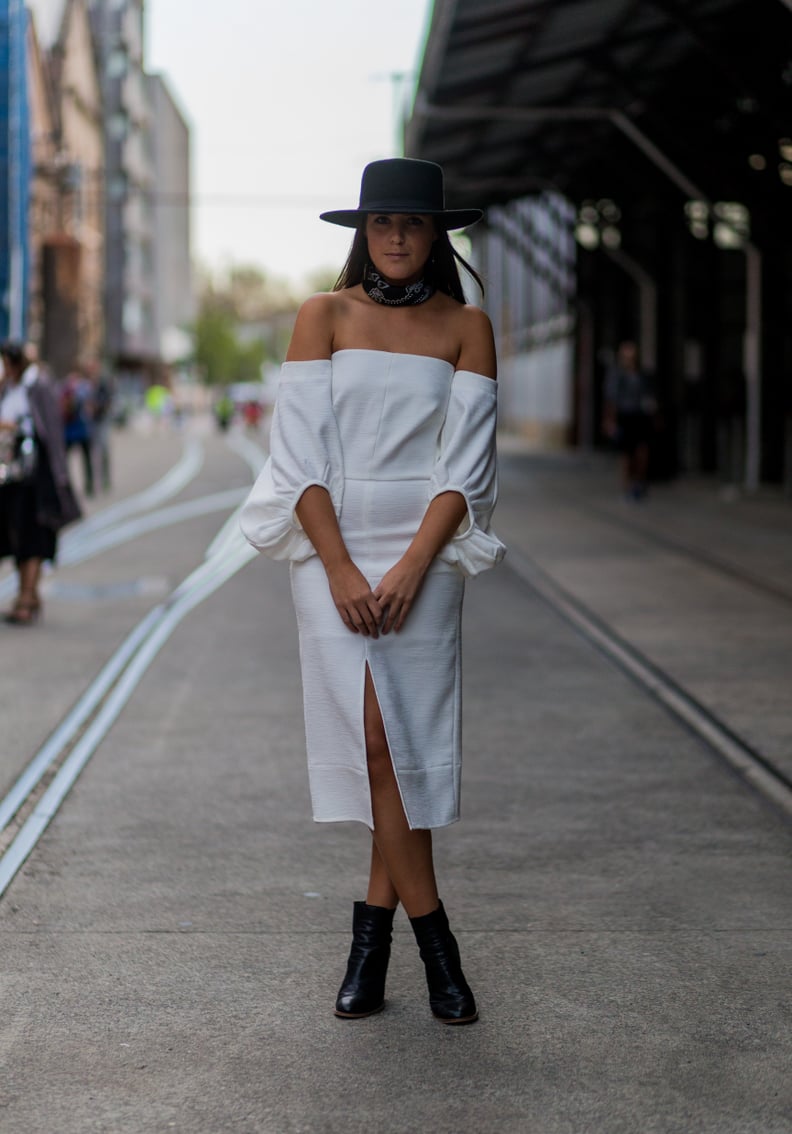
[
  {"xmin": 57, "ymin": 488, "xmax": 246, "ymax": 566},
  {"xmin": 64, "ymin": 437, "xmax": 205, "ymax": 539},
  {"xmin": 225, "ymin": 429, "xmax": 268, "ymax": 477},
  {"xmin": 0, "ymin": 438, "xmax": 206, "ymax": 604},
  {"xmin": 0, "ymin": 540, "xmax": 257, "ymax": 899},
  {"xmin": 0, "ymin": 605, "xmax": 164, "ymax": 833}
]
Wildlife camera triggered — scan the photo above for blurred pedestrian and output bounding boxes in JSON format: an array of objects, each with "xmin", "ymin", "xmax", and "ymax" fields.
[
  {"xmin": 0, "ymin": 341, "xmax": 80, "ymax": 624},
  {"xmin": 602, "ymin": 340, "xmax": 657, "ymax": 500},
  {"xmin": 61, "ymin": 367, "xmax": 94, "ymax": 496},
  {"xmin": 241, "ymin": 158, "xmax": 505, "ymax": 1024},
  {"xmin": 85, "ymin": 359, "xmax": 114, "ymax": 492},
  {"xmin": 243, "ymin": 399, "xmax": 263, "ymax": 430},
  {"xmin": 213, "ymin": 392, "xmax": 234, "ymax": 432}
]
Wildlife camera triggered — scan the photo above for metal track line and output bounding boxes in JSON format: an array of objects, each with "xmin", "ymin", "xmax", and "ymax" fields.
[
  {"xmin": 0, "ymin": 541, "xmax": 256, "ymax": 900},
  {"xmin": 505, "ymin": 547, "xmax": 792, "ymax": 819},
  {"xmin": 0, "ymin": 605, "xmax": 164, "ymax": 833},
  {"xmin": 502, "ymin": 460, "xmax": 792, "ymax": 609}
]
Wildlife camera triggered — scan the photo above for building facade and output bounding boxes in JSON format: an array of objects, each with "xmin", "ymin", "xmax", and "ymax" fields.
[
  {"xmin": 28, "ymin": 0, "xmax": 105, "ymax": 374},
  {"xmin": 87, "ymin": 0, "xmax": 157, "ymax": 371},
  {"xmin": 146, "ymin": 72, "xmax": 193, "ymax": 368},
  {"xmin": 471, "ymin": 193, "xmax": 577, "ymax": 448}
]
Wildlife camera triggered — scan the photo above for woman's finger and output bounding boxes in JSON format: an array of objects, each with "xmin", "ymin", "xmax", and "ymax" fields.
[
  {"xmin": 352, "ymin": 599, "xmax": 378, "ymax": 638},
  {"xmin": 380, "ymin": 599, "xmax": 400, "ymax": 635},
  {"xmin": 393, "ymin": 598, "xmax": 412, "ymax": 633}
]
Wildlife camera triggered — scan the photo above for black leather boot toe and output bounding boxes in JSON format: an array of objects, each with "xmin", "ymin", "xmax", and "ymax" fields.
[
  {"xmin": 409, "ymin": 901, "xmax": 478, "ymax": 1024},
  {"xmin": 334, "ymin": 901, "xmax": 396, "ymax": 1019}
]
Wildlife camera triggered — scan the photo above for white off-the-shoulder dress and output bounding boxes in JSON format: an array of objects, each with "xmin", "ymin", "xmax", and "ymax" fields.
[{"xmin": 240, "ymin": 349, "xmax": 505, "ymax": 829}]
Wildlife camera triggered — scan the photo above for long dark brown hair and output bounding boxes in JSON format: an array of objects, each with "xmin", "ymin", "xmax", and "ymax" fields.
[{"xmin": 333, "ymin": 223, "xmax": 485, "ymax": 303}]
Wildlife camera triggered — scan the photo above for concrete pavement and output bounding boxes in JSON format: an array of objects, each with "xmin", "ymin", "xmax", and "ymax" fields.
[{"xmin": 0, "ymin": 425, "xmax": 790, "ymax": 1133}]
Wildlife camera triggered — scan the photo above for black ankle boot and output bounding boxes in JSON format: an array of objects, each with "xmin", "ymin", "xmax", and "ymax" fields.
[
  {"xmin": 334, "ymin": 902, "xmax": 396, "ymax": 1019},
  {"xmin": 409, "ymin": 901, "xmax": 478, "ymax": 1024}
]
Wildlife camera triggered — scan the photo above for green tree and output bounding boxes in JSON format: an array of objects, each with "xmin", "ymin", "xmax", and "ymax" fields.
[
  {"xmin": 193, "ymin": 261, "xmax": 316, "ymax": 384},
  {"xmin": 193, "ymin": 307, "xmax": 238, "ymax": 386}
]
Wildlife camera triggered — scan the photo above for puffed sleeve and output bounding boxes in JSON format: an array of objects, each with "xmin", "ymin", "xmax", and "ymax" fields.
[
  {"xmin": 239, "ymin": 359, "xmax": 343, "ymax": 561},
  {"xmin": 429, "ymin": 369, "xmax": 507, "ymax": 577}
]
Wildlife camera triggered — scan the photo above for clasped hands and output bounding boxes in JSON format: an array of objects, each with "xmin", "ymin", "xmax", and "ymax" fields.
[{"xmin": 327, "ymin": 555, "xmax": 425, "ymax": 637}]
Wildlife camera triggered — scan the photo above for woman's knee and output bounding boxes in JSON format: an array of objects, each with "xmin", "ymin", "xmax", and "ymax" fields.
[{"xmin": 365, "ymin": 719, "xmax": 391, "ymax": 772}]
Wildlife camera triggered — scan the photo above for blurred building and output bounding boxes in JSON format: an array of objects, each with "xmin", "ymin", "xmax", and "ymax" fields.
[
  {"xmin": 26, "ymin": 9, "xmax": 57, "ymax": 349},
  {"xmin": 406, "ymin": 0, "xmax": 792, "ymax": 488},
  {"xmin": 146, "ymin": 73, "xmax": 193, "ymax": 369},
  {"xmin": 0, "ymin": 0, "xmax": 31, "ymax": 342},
  {"xmin": 87, "ymin": 0, "xmax": 157, "ymax": 373},
  {"xmin": 26, "ymin": 0, "xmax": 105, "ymax": 376}
]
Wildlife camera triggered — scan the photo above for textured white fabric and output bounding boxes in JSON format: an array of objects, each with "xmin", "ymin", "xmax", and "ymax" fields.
[{"xmin": 240, "ymin": 349, "xmax": 505, "ymax": 829}]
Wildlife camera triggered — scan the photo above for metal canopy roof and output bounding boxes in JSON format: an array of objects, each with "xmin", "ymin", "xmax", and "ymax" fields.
[{"xmin": 406, "ymin": 0, "xmax": 792, "ymax": 228}]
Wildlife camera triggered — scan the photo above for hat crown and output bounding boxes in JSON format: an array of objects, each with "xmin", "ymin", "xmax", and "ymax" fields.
[
  {"xmin": 358, "ymin": 158, "xmax": 445, "ymax": 213},
  {"xmin": 319, "ymin": 158, "xmax": 482, "ymax": 230}
]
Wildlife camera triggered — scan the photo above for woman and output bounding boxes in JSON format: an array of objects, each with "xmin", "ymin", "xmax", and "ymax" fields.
[
  {"xmin": 0, "ymin": 341, "xmax": 80, "ymax": 623},
  {"xmin": 240, "ymin": 159, "xmax": 505, "ymax": 1024}
]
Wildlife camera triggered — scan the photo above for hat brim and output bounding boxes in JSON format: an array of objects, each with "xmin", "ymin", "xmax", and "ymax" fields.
[{"xmin": 319, "ymin": 208, "xmax": 483, "ymax": 230}]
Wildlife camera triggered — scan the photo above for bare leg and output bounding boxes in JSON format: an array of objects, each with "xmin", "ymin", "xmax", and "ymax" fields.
[
  {"xmin": 18, "ymin": 557, "xmax": 42, "ymax": 602},
  {"xmin": 6, "ymin": 558, "xmax": 43, "ymax": 623},
  {"xmin": 364, "ymin": 666, "xmax": 439, "ymax": 919},
  {"xmin": 366, "ymin": 840, "xmax": 399, "ymax": 910}
]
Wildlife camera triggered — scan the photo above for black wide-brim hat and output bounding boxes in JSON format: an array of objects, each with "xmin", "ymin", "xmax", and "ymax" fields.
[{"xmin": 320, "ymin": 158, "xmax": 483, "ymax": 231}]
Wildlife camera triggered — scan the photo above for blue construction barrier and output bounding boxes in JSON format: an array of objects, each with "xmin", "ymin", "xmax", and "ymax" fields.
[{"xmin": 0, "ymin": 0, "xmax": 30, "ymax": 341}]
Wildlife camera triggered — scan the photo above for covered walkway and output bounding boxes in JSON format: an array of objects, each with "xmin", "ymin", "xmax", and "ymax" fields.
[{"xmin": 406, "ymin": 0, "xmax": 792, "ymax": 487}]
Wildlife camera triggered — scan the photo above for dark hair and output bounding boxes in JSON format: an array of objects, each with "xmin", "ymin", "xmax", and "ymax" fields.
[
  {"xmin": 333, "ymin": 223, "xmax": 485, "ymax": 304},
  {"xmin": 0, "ymin": 340, "xmax": 27, "ymax": 366}
]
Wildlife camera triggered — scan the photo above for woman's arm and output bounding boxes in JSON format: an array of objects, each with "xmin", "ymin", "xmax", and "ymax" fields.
[
  {"xmin": 374, "ymin": 491, "xmax": 467, "ymax": 634},
  {"xmin": 455, "ymin": 305, "xmax": 497, "ymax": 379},
  {"xmin": 287, "ymin": 293, "xmax": 384, "ymax": 636},
  {"xmin": 375, "ymin": 306, "xmax": 498, "ymax": 634},
  {"xmin": 295, "ymin": 486, "xmax": 383, "ymax": 637},
  {"xmin": 286, "ymin": 293, "xmax": 335, "ymax": 362}
]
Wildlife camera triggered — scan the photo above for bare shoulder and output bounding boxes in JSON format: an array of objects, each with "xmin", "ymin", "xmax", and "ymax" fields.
[
  {"xmin": 287, "ymin": 292, "xmax": 344, "ymax": 361},
  {"xmin": 455, "ymin": 304, "xmax": 497, "ymax": 380}
]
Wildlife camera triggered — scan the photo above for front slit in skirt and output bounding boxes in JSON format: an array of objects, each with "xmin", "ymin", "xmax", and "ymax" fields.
[{"xmin": 289, "ymin": 476, "xmax": 465, "ymax": 830}]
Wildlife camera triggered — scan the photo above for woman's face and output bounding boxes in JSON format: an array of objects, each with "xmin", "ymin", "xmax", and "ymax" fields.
[{"xmin": 365, "ymin": 213, "xmax": 437, "ymax": 285}]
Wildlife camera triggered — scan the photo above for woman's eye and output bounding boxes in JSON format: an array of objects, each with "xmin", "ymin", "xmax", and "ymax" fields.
[{"xmin": 408, "ymin": 216, "xmax": 425, "ymax": 226}]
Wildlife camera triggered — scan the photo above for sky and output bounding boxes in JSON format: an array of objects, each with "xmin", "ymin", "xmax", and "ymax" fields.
[{"xmin": 146, "ymin": 1, "xmax": 433, "ymax": 288}]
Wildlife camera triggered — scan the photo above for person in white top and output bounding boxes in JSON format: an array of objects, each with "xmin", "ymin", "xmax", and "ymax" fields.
[
  {"xmin": 240, "ymin": 159, "xmax": 505, "ymax": 1024},
  {"xmin": 0, "ymin": 341, "xmax": 79, "ymax": 624}
]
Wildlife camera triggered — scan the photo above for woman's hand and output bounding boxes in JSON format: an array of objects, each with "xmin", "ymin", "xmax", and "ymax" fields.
[
  {"xmin": 327, "ymin": 559, "xmax": 384, "ymax": 637},
  {"xmin": 373, "ymin": 555, "xmax": 426, "ymax": 634}
]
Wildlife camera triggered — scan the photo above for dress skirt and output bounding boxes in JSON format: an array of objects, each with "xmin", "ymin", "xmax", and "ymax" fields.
[
  {"xmin": 291, "ymin": 476, "xmax": 464, "ymax": 830},
  {"xmin": 0, "ymin": 445, "xmax": 59, "ymax": 564}
]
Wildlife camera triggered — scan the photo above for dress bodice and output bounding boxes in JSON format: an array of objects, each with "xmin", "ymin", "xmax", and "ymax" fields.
[
  {"xmin": 330, "ymin": 350, "xmax": 454, "ymax": 480},
  {"xmin": 239, "ymin": 350, "xmax": 505, "ymax": 576}
]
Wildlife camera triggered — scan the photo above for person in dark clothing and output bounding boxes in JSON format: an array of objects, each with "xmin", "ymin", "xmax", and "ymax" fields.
[
  {"xmin": 0, "ymin": 341, "xmax": 80, "ymax": 624},
  {"xmin": 61, "ymin": 368, "xmax": 95, "ymax": 496},
  {"xmin": 602, "ymin": 340, "xmax": 657, "ymax": 500},
  {"xmin": 85, "ymin": 359, "xmax": 113, "ymax": 491}
]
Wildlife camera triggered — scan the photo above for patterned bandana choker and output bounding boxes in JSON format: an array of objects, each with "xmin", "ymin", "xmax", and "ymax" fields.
[{"xmin": 362, "ymin": 264, "xmax": 435, "ymax": 307}]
